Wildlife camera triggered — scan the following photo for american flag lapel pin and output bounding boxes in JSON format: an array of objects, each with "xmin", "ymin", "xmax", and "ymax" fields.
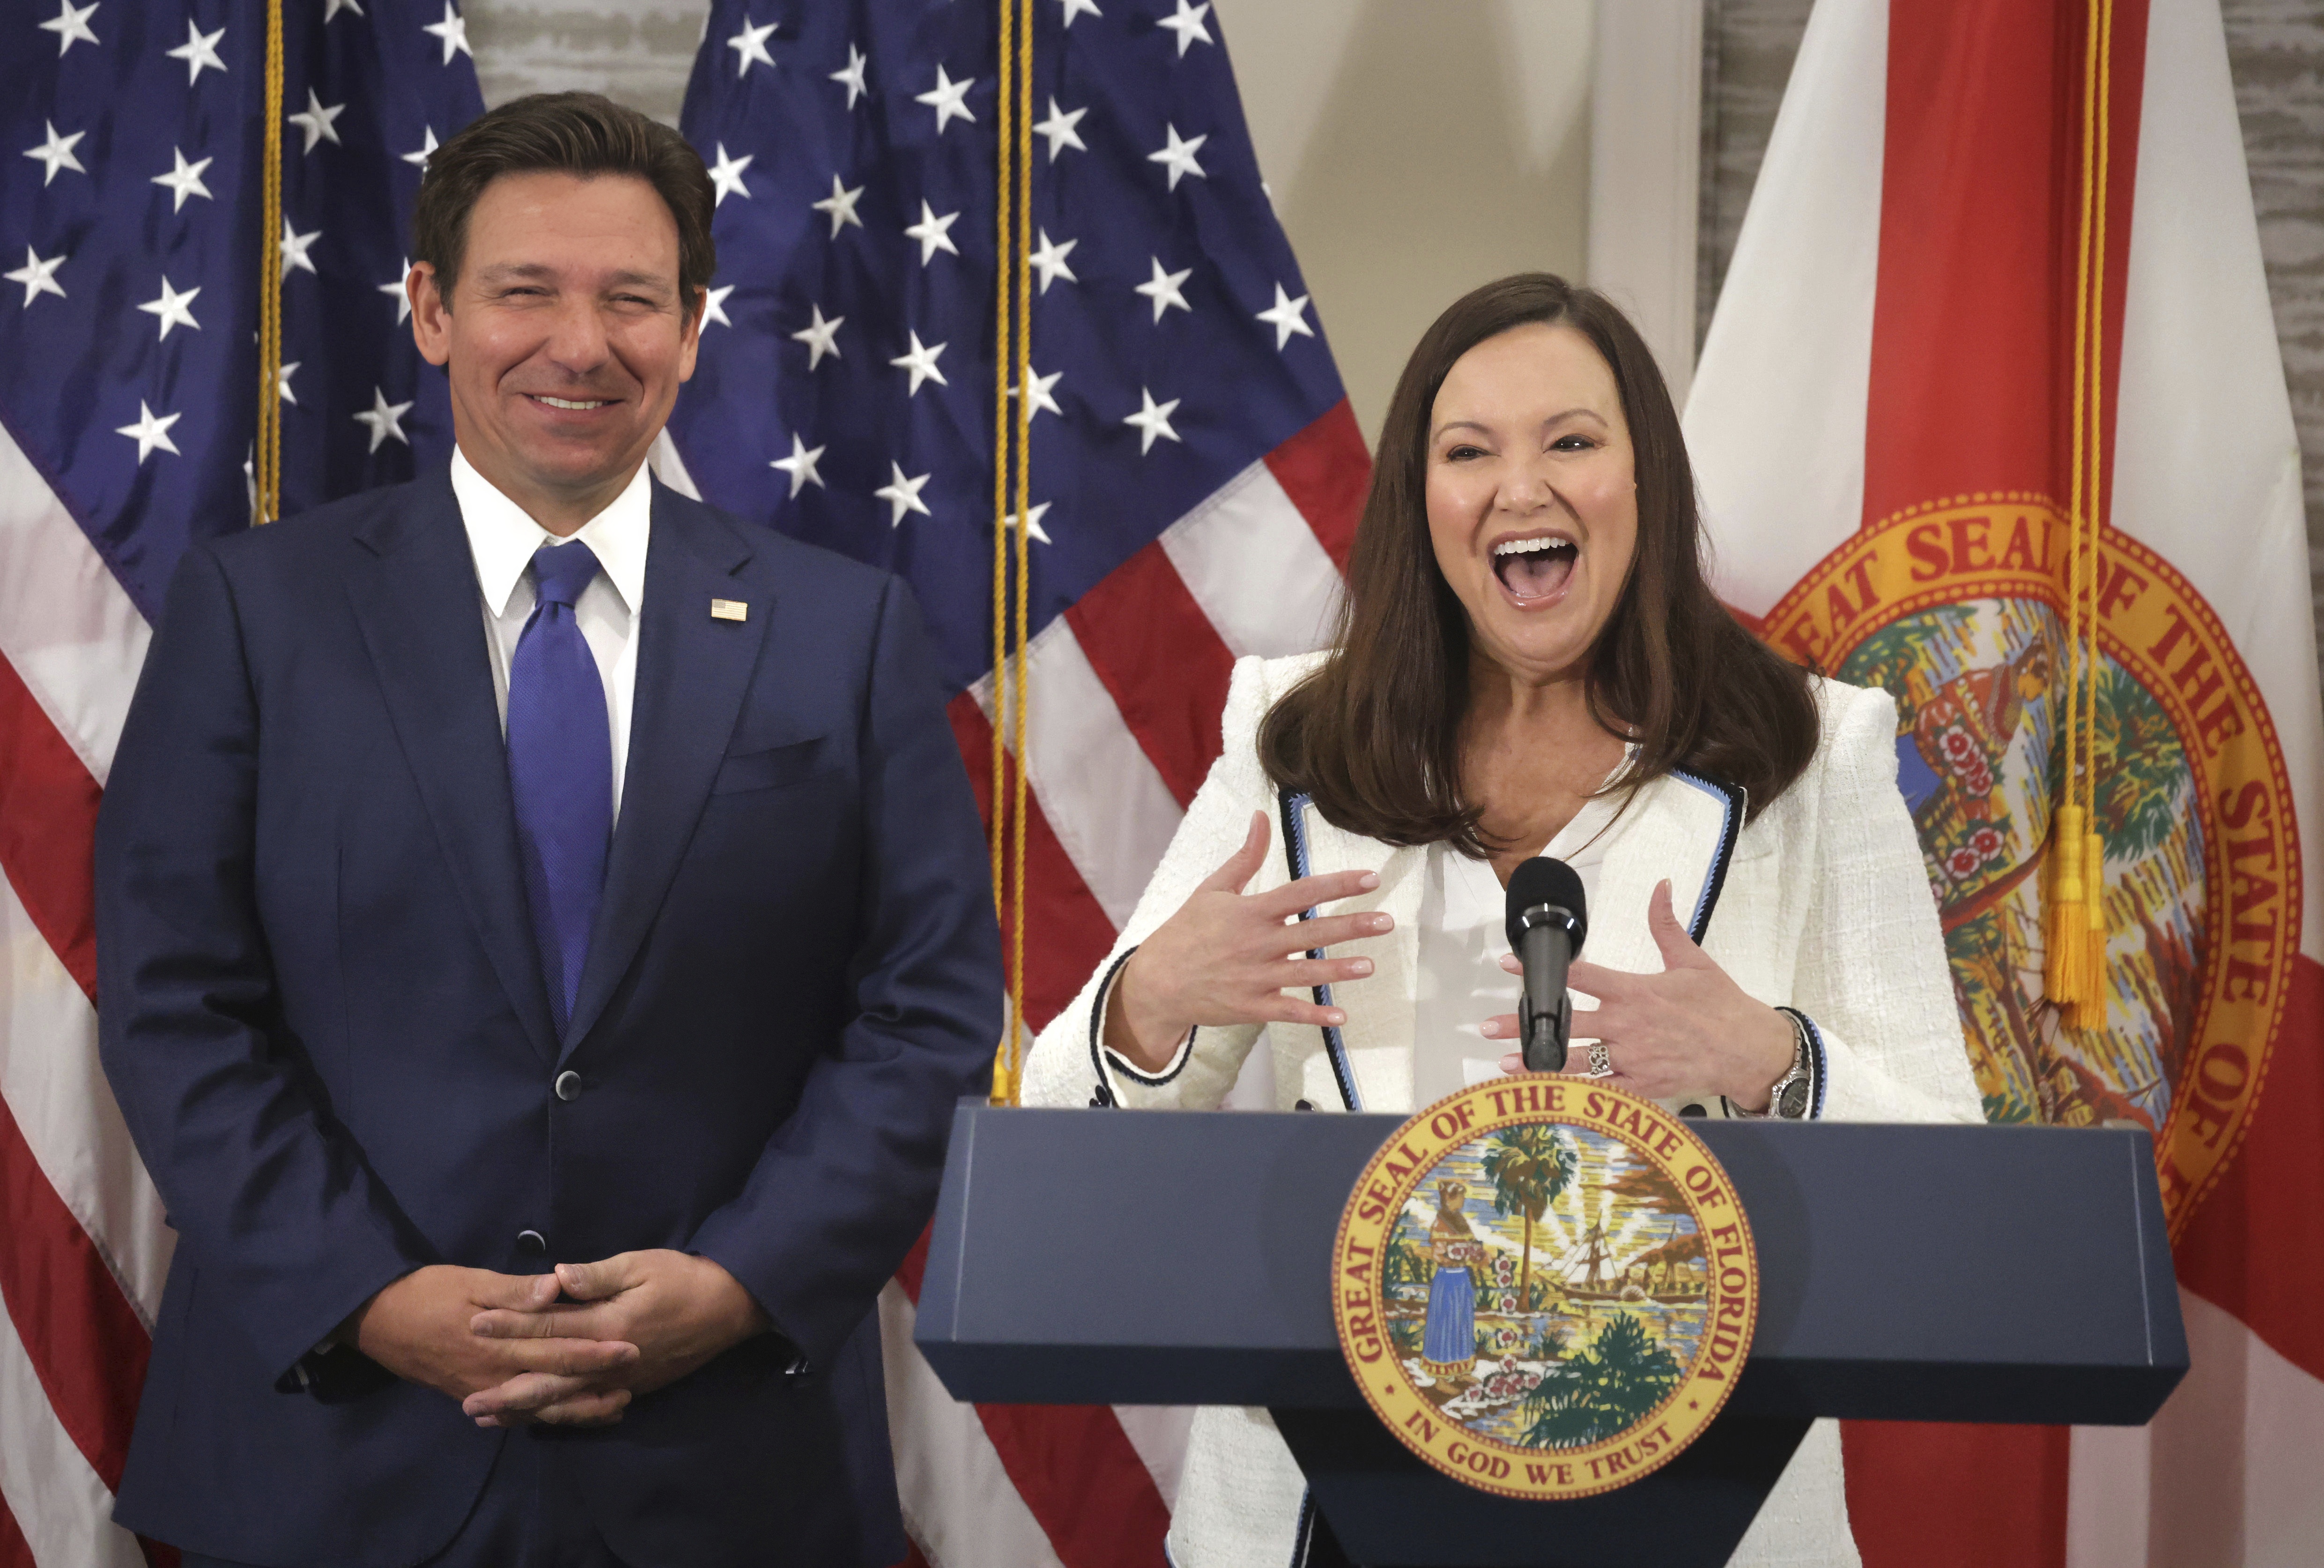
[{"xmin": 710, "ymin": 599, "xmax": 748, "ymax": 622}]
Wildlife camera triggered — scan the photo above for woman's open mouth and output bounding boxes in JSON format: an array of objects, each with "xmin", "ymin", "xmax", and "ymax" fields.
[{"xmin": 1491, "ymin": 534, "xmax": 1577, "ymax": 603}]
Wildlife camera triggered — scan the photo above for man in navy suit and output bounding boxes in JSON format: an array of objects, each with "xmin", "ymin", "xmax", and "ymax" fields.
[{"xmin": 95, "ymin": 93, "xmax": 999, "ymax": 1567}]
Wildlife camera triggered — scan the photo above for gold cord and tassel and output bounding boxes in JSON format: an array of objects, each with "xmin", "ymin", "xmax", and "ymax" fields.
[
  {"xmin": 253, "ymin": 0, "xmax": 286, "ymax": 525},
  {"xmin": 2077, "ymin": 829, "xmax": 2107, "ymax": 1023},
  {"xmin": 987, "ymin": 0, "xmax": 1037, "ymax": 1103},
  {"xmin": 2045, "ymin": 808, "xmax": 2090, "ymax": 1006},
  {"xmin": 2046, "ymin": 0, "xmax": 2113, "ymax": 1030}
]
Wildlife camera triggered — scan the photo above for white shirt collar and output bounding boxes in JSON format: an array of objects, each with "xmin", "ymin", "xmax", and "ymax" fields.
[{"xmin": 451, "ymin": 446, "xmax": 652, "ymax": 618}]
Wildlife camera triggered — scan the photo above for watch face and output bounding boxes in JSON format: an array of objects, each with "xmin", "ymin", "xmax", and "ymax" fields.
[{"xmin": 1777, "ymin": 1078, "xmax": 1812, "ymax": 1119}]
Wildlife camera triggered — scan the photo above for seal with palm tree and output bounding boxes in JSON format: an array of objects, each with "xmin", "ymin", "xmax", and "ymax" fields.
[
  {"xmin": 1480, "ymin": 1122, "xmax": 1577, "ymax": 1310},
  {"xmin": 1335, "ymin": 1081, "xmax": 1755, "ymax": 1499}
]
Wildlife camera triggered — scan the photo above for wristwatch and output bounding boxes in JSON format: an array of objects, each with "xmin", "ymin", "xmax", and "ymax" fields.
[{"xmin": 1755, "ymin": 1008, "xmax": 1814, "ymax": 1120}]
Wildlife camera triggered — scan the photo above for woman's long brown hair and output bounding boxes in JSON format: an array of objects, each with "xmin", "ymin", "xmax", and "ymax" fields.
[{"xmin": 1258, "ymin": 273, "xmax": 1818, "ymax": 853}]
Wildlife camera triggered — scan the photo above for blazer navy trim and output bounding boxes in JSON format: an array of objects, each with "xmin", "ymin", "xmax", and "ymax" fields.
[
  {"xmin": 1666, "ymin": 767, "xmax": 1746, "ymax": 944},
  {"xmin": 1288, "ymin": 1487, "xmax": 1318, "ymax": 1568},
  {"xmin": 1787, "ymin": 1006, "xmax": 1830, "ymax": 1119},
  {"xmin": 1085, "ymin": 947, "xmax": 1133, "ymax": 1104},
  {"xmin": 1727, "ymin": 1008, "xmax": 1828, "ymax": 1121},
  {"xmin": 1279, "ymin": 790, "xmax": 1361, "ymax": 1113},
  {"xmin": 1086, "ymin": 944, "xmax": 1200, "ymax": 1103}
]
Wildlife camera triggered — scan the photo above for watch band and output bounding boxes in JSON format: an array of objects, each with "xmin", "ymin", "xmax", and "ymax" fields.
[{"xmin": 1751, "ymin": 1008, "xmax": 1815, "ymax": 1120}]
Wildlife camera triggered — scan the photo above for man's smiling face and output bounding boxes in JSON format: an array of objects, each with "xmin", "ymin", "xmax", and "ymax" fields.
[{"xmin": 410, "ymin": 170, "xmax": 699, "ymax": 531}]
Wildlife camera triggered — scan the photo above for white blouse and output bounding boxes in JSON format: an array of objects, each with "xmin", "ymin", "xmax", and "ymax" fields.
[{"xmin": 1409, "ymin": 787, "xmax": 1620, "ymax": 1105}]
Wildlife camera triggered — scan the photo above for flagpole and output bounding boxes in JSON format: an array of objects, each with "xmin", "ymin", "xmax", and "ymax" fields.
[
  {"xmin": 990, "ymin": 0, "xmax": 1036, "ymax": 1104},
  {"xmin": 254, "ymin": 0, "xmax": 285, "ymax": 525},
  {"xmin": 1004, "ymin": 0, "xmax": 1037, "ymax": 1106},
  {"xmin": 987, "ymin": 0, "xmax": 1016, "ymax": 935}
]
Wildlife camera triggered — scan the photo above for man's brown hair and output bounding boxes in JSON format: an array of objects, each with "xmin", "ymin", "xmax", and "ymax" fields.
[{"xmin": 411, "ymin": 91, "xmax": 716, "ymax": 318}]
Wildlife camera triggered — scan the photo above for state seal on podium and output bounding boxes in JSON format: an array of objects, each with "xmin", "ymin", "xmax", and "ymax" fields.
[{"xmin": 1331, "ymin": 1080, "xmax": 1760, "ymax": 1500}]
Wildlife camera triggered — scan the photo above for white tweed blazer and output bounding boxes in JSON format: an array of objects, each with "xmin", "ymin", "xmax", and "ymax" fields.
[{"xmin": 1021, "ymin": 652, "xmax": 1982, "ymax": 1568}]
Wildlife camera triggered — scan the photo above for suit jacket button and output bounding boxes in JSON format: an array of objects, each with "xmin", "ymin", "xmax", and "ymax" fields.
[
  {"xmin": 555, "ymin": 1070, "xmax": 582, "ymax": 1102},
  {"xmin": 516, "ymin": 1229, "xmax": 547, "ymax": 1255}
]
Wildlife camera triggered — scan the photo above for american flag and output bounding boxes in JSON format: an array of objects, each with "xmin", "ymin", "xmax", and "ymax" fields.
[
  {"xmin": 665, "ymin": 0, "xmax": 1368, "ymax": 1560},
  {"xmin": 0, "ymin": 2, "xmax": 481, "ymax": 1560}
]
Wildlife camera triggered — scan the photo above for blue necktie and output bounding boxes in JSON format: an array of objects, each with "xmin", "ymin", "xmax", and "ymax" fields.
[{"xmin": 507, "ymin": 539, "xmax": 611, "ymax": 1030}]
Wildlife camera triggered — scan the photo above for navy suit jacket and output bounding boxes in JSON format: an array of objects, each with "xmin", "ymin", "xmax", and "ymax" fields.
[{"xmin": 95, "ymin": 468, "xmax": 1000, "ymax": 1567}]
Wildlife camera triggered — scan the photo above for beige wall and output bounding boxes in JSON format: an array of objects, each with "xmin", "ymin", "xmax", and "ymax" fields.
[
  {"xmin": 1213, "ymin": 0, "xmax": 1595, "ymax": 443},
  {"xmin": 466, "ymin": 1, "xmax": 702, "ymax": 122},
  {"xmin": 462, "ymin": 0, "xmax": 1598, "ymax": 449}
]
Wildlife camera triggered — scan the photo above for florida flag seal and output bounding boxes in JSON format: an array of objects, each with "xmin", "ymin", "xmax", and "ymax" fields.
[{"xmin": 1686, "ymin": 0, "xmax": 2323, "ymax": 1563}]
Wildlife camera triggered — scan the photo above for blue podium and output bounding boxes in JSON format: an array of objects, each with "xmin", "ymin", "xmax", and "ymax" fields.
[{"xmin": 914, "ymin": 1105, "xmax": 2186, "ymax": 1567}]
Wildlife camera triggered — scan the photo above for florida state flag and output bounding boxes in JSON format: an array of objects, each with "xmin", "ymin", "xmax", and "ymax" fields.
[{"xmin": 1687, "ymin": 0, "xmax": 2323, "ymax": 1562}]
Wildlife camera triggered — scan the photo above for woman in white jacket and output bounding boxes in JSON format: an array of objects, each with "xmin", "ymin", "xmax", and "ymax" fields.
[{"xmin": 1021, "ymin": 274, "xmax": 1981, "ymax": 1568}]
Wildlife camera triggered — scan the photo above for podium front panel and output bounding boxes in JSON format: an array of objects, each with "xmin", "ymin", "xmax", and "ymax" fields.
[{"xmin": 915, "ymin": 1103, "xmax": 2185, "ymax": 1426}]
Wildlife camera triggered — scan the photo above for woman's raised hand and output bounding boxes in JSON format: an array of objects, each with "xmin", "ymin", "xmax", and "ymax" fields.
[
  {"xmin": 1483, "ymin": 879, "xmax": 1795, "ymax": 1104},
  {"xmin": 1104, "ymin": 810, "xmax": 1395, "ymax": 1073}
]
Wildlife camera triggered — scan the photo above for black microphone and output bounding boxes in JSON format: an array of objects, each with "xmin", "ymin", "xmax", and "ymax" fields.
[{"xmin": 1504, "ymin": 858, "xmax": 1587, "ymax": 1073}]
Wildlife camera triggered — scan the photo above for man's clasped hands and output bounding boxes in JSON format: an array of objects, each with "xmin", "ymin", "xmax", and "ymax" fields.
[{"xmin": 341, "ymin": 1250, "xmax": 770, "ymax": 1428}]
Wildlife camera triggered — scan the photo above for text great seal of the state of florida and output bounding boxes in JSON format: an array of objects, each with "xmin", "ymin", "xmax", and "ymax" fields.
[{"xmin": 1331, "ymin": 1079, "xmax": 1761, "ymax": 1500}]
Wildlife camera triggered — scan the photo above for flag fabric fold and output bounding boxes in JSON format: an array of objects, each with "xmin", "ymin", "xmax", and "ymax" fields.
[
  {"xmin": 1687, "ymin": 0, "xmax": 2323, "ymax": 1562},
  {"xmin": 666, "ymin": 2, "xmax": 1367, "ymax": 1562}
]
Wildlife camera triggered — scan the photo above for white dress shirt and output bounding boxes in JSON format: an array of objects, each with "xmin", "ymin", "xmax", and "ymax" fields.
[{"xmin": 451, "ymin": 449, "xmax": 650, "ymax": 821}]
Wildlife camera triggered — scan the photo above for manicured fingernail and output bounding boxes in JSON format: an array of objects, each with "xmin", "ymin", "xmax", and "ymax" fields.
[
  {"xmin": 1369, "ymin": 914, "xmax": 1394, "ymax": 932},
  {"xmin": 1348, "ymin": 958, "xmax": 1372, "ymax": 976},
  {"xmin": 1499, "ymin": 1054, "xmax": 1522, "ymax": 1074},
  {"xmin": 1325, "ymin": 1010, "xmax": 1345, "ymax": 1025},
  {"xmin": 1358, "ymin": 872, "xmax": 1379, "ymax": 889}
]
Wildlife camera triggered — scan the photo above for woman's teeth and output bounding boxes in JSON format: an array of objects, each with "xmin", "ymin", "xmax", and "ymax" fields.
[{"xmin": 1492, "ymin": 538, "xmax": 1576, "ymax": 599}]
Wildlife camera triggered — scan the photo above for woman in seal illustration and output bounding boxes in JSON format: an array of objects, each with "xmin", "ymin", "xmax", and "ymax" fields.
[{"xmin": 1421, "ymin": 1179, "xmax": 1480, "ymax": 1379}]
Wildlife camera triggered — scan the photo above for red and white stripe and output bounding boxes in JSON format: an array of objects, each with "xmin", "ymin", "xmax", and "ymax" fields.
[
  {"xmin": 1687, "ymin": 0, "xmax": 2324, "ymax": 1562},
  {"xmin": 876, "ymin": 400, "xmax": 1369, "ymax": 1568},
  {"xmin": 0, "ymin": 416, "xmax": 173, "ymax": 1563}
]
